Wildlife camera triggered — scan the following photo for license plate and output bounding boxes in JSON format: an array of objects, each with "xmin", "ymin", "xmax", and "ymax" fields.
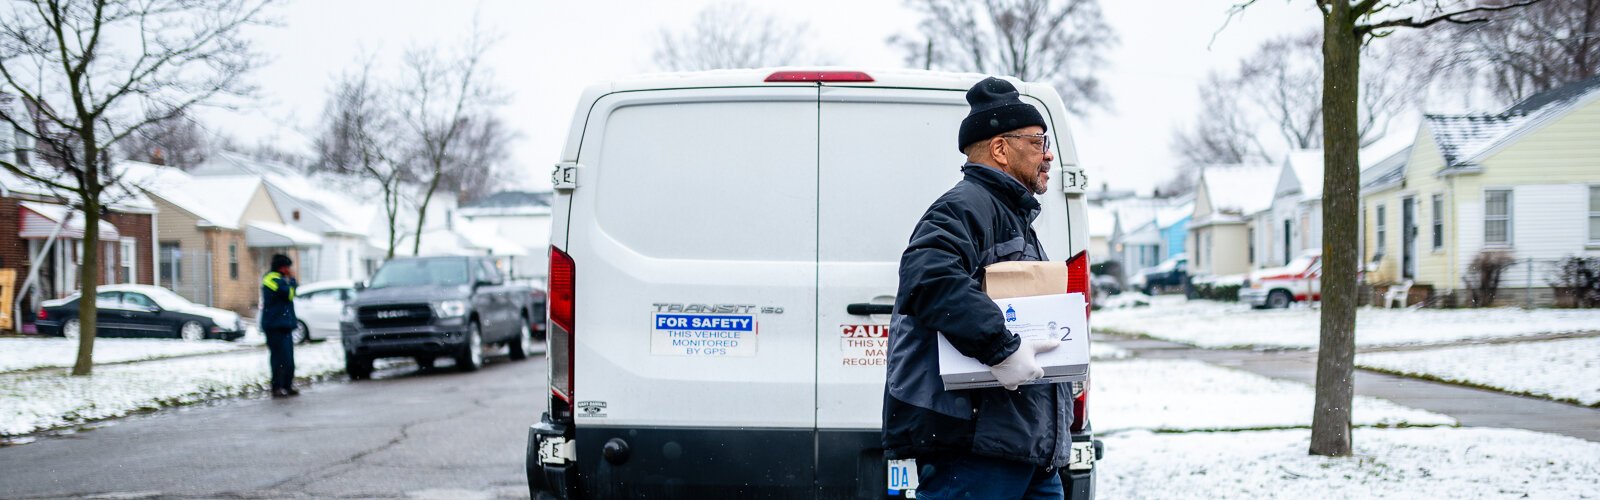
[
  {"xmin": 887, "ymin": 459, "xmax": 919, "ymax": 496},
  {"xmin": 1068, "ymin": 441, "xmax": 1095, "ymax": 470}
]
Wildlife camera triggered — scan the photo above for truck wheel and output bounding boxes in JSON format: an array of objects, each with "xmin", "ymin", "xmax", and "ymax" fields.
[
  {"xmin": 509, "ymin": 318, "xmax": 534, "ymax": 361},
  {"xmin": 1267, "ymin": 290, "xmax": 1293, "ymax": 309},
  {"xmin": 346, "ymin": 354, "xmax": 373, "ymax": 380},
  {"xmin": 456, "ymin": 321, "xmax": 484, "ymax": 372}
]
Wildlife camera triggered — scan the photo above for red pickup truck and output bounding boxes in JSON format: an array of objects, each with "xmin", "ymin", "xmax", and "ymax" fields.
[{"xmin": 1240, "ymin": 250, "xmax": 1322, "ymax": 309}]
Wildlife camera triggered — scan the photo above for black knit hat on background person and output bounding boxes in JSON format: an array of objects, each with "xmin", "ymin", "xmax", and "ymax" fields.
[
  {"xmin": 958, "ymin": 76, "xmax": 1048, "ymax": 153},
  {"xmin": 270, "ymin": 254, "xmax": 292, "ymax": 272}
]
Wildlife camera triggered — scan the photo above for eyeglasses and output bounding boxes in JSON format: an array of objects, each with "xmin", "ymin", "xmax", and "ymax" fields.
[{"xmin": 1000, "ymin": 133, "xmax": 1051, "ymax": 153}]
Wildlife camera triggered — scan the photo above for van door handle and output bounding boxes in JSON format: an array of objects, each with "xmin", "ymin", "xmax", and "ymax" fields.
[{"xmin": 846, "ymin": 304, "xmax": 893, "ymax": 315}]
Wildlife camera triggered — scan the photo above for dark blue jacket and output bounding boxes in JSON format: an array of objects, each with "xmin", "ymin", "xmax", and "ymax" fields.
[
  {"xmin": 260, "ymin": 271, "xmax": 298, "ymax": 332},
  {"xmin": 882, "ymin": 163, "xmax": 1074, "ymax": 467}
]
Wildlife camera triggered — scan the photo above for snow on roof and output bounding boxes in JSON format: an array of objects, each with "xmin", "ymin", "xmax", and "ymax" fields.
[
  {"xmin": 193, "ymin": 152, "xmax": 376, "ymax": 236},
  {"xmin": 119, "ymin": 161, "xmax": 246, "ymax": 228},
  {"xmin": 1201, "ymin": 164, "xmax": 1278, "ymax": 216},
  {"xmin": 1426, "ymin": 74, "xmax": 1600, "ymax": 170},
  {"xmin": 1156, "ymin": 203, "xmax": 1193, "ymax": 228},
  {"xmin": 459, "ymin": 191, "xmax": 552, "ymax": 217},
  {"xmin": 1087, "ymin": 205, "xmax": 1115, "ymax": 238},
  {"xmin": 1283, "ymin": 150, "xmax": 1324, "ymax": 200},
  {"xmin": 0, "ymin": 164, "xmax": 157, "ymax": 212}
]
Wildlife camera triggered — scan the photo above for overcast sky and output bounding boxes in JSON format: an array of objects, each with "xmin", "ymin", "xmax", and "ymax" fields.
[{"xmin": 206, "ymin": 0, "xmax": 1337, "ymax": 194}]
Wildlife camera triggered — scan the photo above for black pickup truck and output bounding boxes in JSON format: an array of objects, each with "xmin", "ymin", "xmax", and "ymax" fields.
[{"xmin": 340, "ymin": 256, "xmax": 540, "ymax": 378}]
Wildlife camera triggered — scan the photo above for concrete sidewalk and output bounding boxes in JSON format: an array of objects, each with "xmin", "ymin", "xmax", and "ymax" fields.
[{"xmin": 1102, "ymin": 334, "xmax": 1600, "ymax": 442}]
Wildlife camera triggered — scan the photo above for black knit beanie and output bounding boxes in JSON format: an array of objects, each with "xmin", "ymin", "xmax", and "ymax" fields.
[{"xmin": 958, "ymin": 77, "xmax": 1048, "ymax": 153}]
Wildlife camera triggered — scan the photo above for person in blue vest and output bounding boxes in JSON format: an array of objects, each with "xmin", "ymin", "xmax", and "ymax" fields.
[{"xmin": 261, "ymin": 254, "xmax": 299, "ymax": 398}]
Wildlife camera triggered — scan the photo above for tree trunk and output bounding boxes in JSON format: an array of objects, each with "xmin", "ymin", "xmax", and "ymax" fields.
[
  {"xmin": 410, "ymin": 169, "xmax": 442, "ymax": 256},
  {"xmin": 1311, "ymin": 1, "xmax": 1361, "ymax": 457},
  {"xmin": 72, "ymin": 154, "xmax": 101, "ymax": 377},
  {"xmin": 385, "ymin": 186, "xmax": 399, "ymax": 260}
]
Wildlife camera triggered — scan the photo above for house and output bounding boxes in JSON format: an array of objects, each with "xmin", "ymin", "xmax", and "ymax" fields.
[
  {"xmin": 1360, "ymin": 75, "xmax": 1600, "ymax": 306},
  {"xmin": 1, "ymin": 168, "xmax": 157, "ymax": 332},
  {"xmin": 1086, "ymin": 205, "xmax": 1114, "ymax": 266},
  {"xmin": 191, "ymin": 152, "xmax": 385, "ymax": 283},
  {"xmin": 1102, "ymin": 195, "xmax": 1193, "ymax": 283},
  {"xmin": 457, "ymin": 190, "xmax": 551, "ymax": 280},
  {"xmin": 1187, "ymin": 164, "xmax": 1278, "ymax": 278},
  {"xmin": 122, "ymin": 162, "xmax": 320, "ymax": 315}
]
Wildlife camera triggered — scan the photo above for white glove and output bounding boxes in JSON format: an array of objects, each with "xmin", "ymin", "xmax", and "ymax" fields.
[{"xmin": 989, "ymin": 338, "xmax": 1061, "ymax": 390}]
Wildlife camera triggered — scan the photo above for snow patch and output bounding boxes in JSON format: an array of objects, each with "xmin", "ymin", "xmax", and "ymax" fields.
[{"xmin": 1358, "ymin": 337, "xmax": 1600, "ymax": 406}]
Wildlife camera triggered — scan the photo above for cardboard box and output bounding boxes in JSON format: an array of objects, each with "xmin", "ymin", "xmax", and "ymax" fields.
[{"xmin": 936, "ymin": 261, "xmax": 1090, "ymax": 390}]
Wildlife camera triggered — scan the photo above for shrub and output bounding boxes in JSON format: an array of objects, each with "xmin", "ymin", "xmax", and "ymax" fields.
[
  {"xmin": 1463, "ymin": 250, "xmax": 1516, "ymax": 307},
  {"xmin": 1549, "ymin": 256, "xmax": 1600, "ymax": 308}
]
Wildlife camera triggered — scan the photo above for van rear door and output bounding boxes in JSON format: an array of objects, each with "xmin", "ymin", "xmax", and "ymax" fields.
[{"xmin": 564, "ymin": 87, "xmax": 820, "ymax": 494}]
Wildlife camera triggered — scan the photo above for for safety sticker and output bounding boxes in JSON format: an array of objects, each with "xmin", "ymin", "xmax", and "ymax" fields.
[
  {"xmin": 840, "ymin": 324, "xmax": 889, "ymax": 367},
  {"xmin": 651, "ymin": 313, "xmax": 758, "ymax": 357}
]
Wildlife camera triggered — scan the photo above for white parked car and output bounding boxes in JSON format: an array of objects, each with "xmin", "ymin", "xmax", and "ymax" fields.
[
  {"xmin": 527, "ymin": 68, "xmax": 1098, "ymax": 499},
  {"xmin": 287, "ymin": 280, "xmax": 356, "ymax": 343},
  {"xmin": 1241, "ymin": 250, "xmax": 1323, "ymax": 309}
]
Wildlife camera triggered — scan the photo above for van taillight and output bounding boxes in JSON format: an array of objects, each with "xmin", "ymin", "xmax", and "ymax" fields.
[
  {"xmin": 1065, "ymin": 250, "xmax": 1091, "ymax": 318},
  {"xmin": 764, "ymin": 70, "xmax": 874, "ymax": 82},
  {"xmin": 1071, "ymin": 377, "xmax": 1089, "ymax": 434},
  {"xmin": 549, "ymin": 245, "xmax": 576, "ymax": 420}
]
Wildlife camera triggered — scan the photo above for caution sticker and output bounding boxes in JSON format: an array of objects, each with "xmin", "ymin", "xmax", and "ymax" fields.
[
  {"xmin": 840, "ymin": 324, "xmax": 889, "ymax": 366},
  {"xmin": 651, "ymin": 313, "xmax": 758, "ymax": 357}
]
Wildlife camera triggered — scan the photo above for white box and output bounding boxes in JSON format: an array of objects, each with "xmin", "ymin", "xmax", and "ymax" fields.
[{"xmin": 936, "ymin": 293, "xmax": 1089, "ymax": 390}]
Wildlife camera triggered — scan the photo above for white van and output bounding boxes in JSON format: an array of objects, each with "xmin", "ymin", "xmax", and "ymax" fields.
[{"xmin": 528, "ymin": 68, "xmax": 1100, "ymax": 499}]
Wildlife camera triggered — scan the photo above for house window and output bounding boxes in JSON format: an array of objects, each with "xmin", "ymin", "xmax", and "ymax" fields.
[
  {"xmin": 1484, "ymin": 189, "xmax": 1512, "ymax": 246},
  {"xmin": 229, "ymin": 243, "xmax": 239, "ymax": 279},
  {"xmin": 1431, "ymin": 194, "xmax": 1444, "ymax": 250},
  {"xmin": 120, "ymin": 239, "xmax": 136, "ymax": 284},
  {"xmin": 1375, "ymin": 204, "xmax": 1387, "ymax": 256},
  {"xmin": 1589, "ymin": 186, "xmax": 1600, "ymax": 244},
  {"xmin": 160, "ymin": 242, "xmax": 182, "ymax": 287}
]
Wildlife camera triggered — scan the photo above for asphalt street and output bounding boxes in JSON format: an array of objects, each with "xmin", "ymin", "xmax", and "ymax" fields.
[{"xmin": 0, "ymin": 351, "xmax": 545, "ymax": 499}]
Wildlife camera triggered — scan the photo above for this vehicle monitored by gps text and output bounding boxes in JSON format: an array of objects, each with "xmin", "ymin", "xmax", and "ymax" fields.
[{"xmin": 527, "ymin": 68, "xmax": 1102, "ymax": 499}]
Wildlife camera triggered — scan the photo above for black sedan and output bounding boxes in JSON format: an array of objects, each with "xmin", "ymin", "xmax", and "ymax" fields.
[{"xmin": 35, "ymin": 284, "xmax": 246, "ymax": 341}]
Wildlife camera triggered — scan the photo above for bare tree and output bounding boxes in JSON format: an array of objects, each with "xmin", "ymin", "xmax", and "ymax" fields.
[
  {"xmin": 653, "ymin": 2, "xmax": 815, "ymax": 71},
  {"xmin": 892, "ymin": 0, "xmax": 1118, "ymax": 114},
  {"xmin": 444, "ymin": 113, "xmax": 512, "ymax": 203},
  {"xmin": 1422, "ymin": 0, "xmax": 1600, "ymax": 103},
  {"xmin": 118, "ymin": 109, "xmax": 208, "ymax": 169},
  {"xmin": 313, "ymin": 62, "xmax": 408, "ymax": 260},
  {"xmin": 1228, "ymin": 0, "xmax": 1545, "ymax": 458},
  {"xmin": 397, "ymin": 28, "xmax": 509, "ymax": 256},
  {"xmin": 0, "ymin": 0, "xmax": 270, "ymax": 376},
  {"xmin": 1237, "ymin": 30, "xmax": 1410, "ymax": 149},
  {"xmin": 1171, "ymin": 72, "xmax": 1274, "ymax": 167}
]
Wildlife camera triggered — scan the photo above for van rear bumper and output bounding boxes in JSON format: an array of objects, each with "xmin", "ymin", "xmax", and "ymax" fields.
[
  {"xmin": 526, "ymin": 419, "xmax": 884, "ymax": 499},
  {"xmin": 526, "ymin": 416, "xmax": 1100, "ymax": 499}
]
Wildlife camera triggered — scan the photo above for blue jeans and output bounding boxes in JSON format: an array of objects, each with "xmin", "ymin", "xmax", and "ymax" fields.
[
  {"xmin": 916, "ymin": 454, "xmax": 1063, "ymax": 500},
  {"xmin": 264, "ymin": 329, "xmax": 296, "ymax": 391}
]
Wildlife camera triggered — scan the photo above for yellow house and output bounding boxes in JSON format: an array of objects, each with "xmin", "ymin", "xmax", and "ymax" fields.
[{"xmin": 1361, "ymin": 75, "xmax": 1600, "ymax": 306}]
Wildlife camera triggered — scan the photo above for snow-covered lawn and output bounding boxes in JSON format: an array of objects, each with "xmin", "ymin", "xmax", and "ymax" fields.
[
  {"xmin": 1093, "ymin": 359, "xmax": 1454, "ymax": 433},
  {"xmin": 1358, "ymin": 337, "xmax": 1600, "ymax": 407},
  {"xmin": 1100, "ymin": 427, "xmax": 1600, "ymax": 499},
  {"xmin": 0, "ymin": 337, "xmax": 253, "ymax": 373},
  {"xmin": 0, "ymin": 341, "xmax": 345, "ymax": 436},
  {"xmin": 1095, "ymin": 296, "xmax": 1600, "ymax": 349}
]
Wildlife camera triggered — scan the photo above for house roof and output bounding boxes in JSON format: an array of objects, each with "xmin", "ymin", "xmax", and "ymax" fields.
[
  {"xmin": 1283, "ymin": 150, "xmax": 1324, "ymax": 200},
  {"xmin": 119, "ymin": 161, "xmax": 256, "ymax": 228},
  {"xmin": 1360, "ymin": 145, "xmax": 1412, "ymax": 192},
  {"xmin": 1086, "ymin": 205, "xmax": 1115, "ymax": 238},
  {"xmin": 193, "ymin": 151, "xmax": 373, "ymax": 236},
  {"xmin": 0, "ymin": 165, "xmax": 157, "ymax": 213},
  {"xmin": 459, "ymin": 190, "xmax": 552, "ymax": 217},
  {"xmin": 1425, "ymin": 74, "xmax": 1600, "ymax": 171},
  {"xmin": 1200, "ymin": 164, "xmax": 1278, "ymax": 218}
]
